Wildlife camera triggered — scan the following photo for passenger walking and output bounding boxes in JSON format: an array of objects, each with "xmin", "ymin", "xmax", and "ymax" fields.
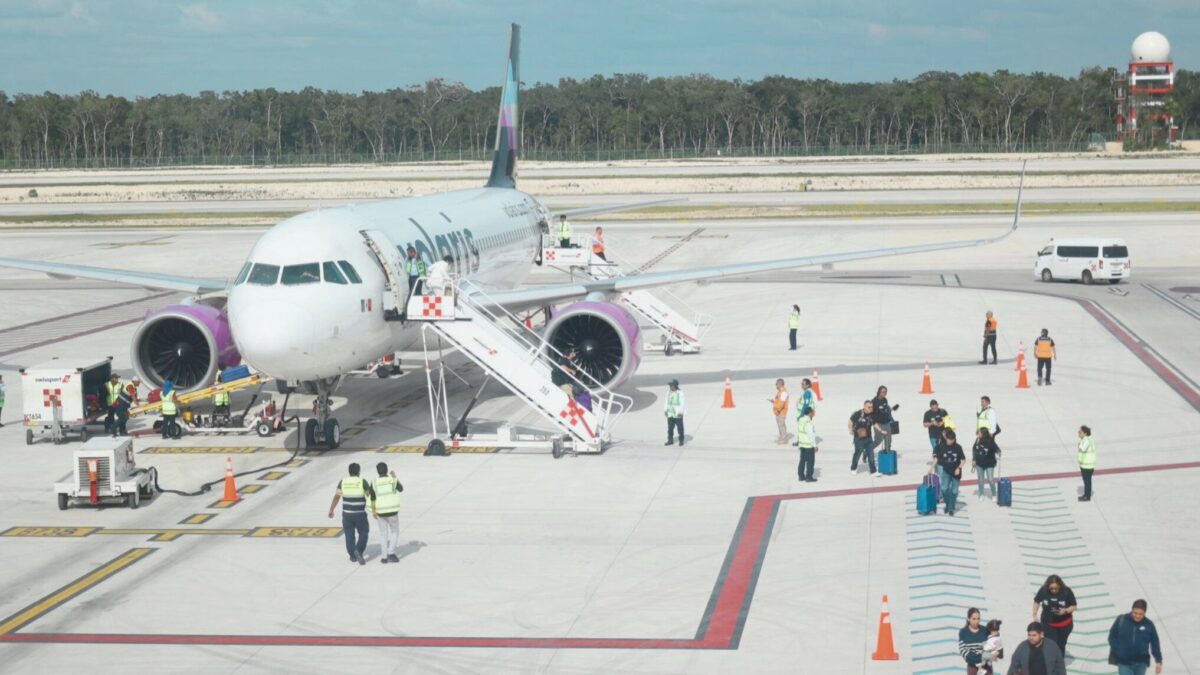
[
  {"xmin": 664, "ymin": 379, "xmax": 685, "ymax": 446},
  {"xmin": 404, "ymin": 246, "xmax": 426, "ymax": 295},
  {"xmin": 371, "ymin": 462, "xmax": 404, "ymax": 565},
  {"xmin": 558, "ymin": 215, "xmax": 572, "ymax": 247},
  {"xmin": 959, "ymin": 608, "xmax": 988, "ymax": 674},
  {"xmin": 848, "ymin": 400, "xmax": 882, "ymax": 476},
  {"xmin": 871, "ymin": 385, "xmax": 899, "ymax": 453},
  {"xmin": 977, "ymin": 396, "xmax": 1000, "ymax": 437},
  {"xmin": 1032, "ymin": 575, "xmax": 1077, "ymax": 658},
  {"xmin": 788, "ymin": 305, "xmax": 801, "ymax": 350},
  {"xmin": 796, "ymin": 407, "xmax": 817, "ymax": 482},
  {"xmin": 771, "ymin": 379, "xmax": 790, "ymax": 444},
  {"xmin": 552, "ymin": 348, "xmax": 579, "ymax": 397},
  {"xmin": 1077, "ymin": 425, "xmax": 1096, "ymax": 502},
  {"xmin": 591, "ymin": 226, "xmax": 607, "ymax": 261},
  {"xmin": 1007, "ymin": 622, "xmax": 1066, "ymax": 675},
  {"xmin": 981, "ymin": 311, "xmax": 998, "ymax": 365},
  {"xmin": 936, "ymin": 429, "xmax": 966, "ymax": 515},
  {"xmin": 1107, "ymin": 599, "xmax": 1163, "ymax": 675},
  {"xmin": 1034, "ymin": 329, "xmax": 1057, "ymax": 386},
  {"xmin": 328, "ymin": 462, "xmax": 375, "ymax": 565},
  {"xmin": 0, "ymin": 374, "xmax": 7, "ymax": 426},
  {"xmin": 159, "ymin": 380, "xmax": 178, "ymax": 439},
  {"xmin": 972, "ymin": 428, "xmax": 1001, "ymax": 499},
  {"xmin": 924, "ymin": 400, "xmax": 949, "ymax": 451}
]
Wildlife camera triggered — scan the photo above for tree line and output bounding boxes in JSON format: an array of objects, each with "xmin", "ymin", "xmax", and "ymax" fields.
[{"xmin": 2, "ymin": 68, "xmax": 1198, "ymax": 167}]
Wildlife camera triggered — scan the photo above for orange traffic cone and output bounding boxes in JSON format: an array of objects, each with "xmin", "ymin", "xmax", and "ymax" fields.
[
  {"xmin": 222, "ymin": 456, "xmax": 240, "ymax": 502},
  {"xmin": 811, "ymin": 369, "xmax": 823, "ymax": 401},
  {"xmin": 871, "ymin": 594, "xmax": 900, "ymax": 660},
  {"xmin": 918, "ymin": 361, "xmax": 934, "ymax": 394},
  {"xmin": 721, "ymin": 373, "xmax": 736, "ymax": 408},
  {"xmin": 1016, "ymin": 363, "xmax": 1030, "ymax": 389},
  {"xmin": 1015, "ymin": 340, "xmax": 1026, "ymax": 372},
  {"xmin": 524, "ymin": 316, "xmax": 533, "ymax": 330}
]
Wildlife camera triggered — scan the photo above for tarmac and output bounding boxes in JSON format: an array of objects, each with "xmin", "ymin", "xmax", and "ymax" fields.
[{"xmin": 1, "ymin": 164, "xmax": 1199, "ymax": 673}]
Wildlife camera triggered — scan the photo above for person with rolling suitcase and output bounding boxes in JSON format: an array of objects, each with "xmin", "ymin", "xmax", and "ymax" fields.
[
  {"xmin": 917, "ymin": 470, "xmax": 938, "ymax": 515},
  {"xmin": 936, "ymin": 429, "xmax": 966, "ymax": 516}
]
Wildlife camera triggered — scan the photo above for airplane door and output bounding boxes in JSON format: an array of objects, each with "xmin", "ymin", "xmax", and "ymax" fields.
[{"xmin": 359, "ymin": 229, "xmax": 408, "ymax": 320}]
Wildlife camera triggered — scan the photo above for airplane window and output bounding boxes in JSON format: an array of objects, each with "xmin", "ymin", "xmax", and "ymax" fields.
[
  {"xmin": 281, "ymin": 263, "xmax": 321, "ymax": 285},
  {"xmin": 337, "ymin": 260, "xmax": 363, "ymax": 284},
  {"xmin": 247, "ymin": 263, "xmax": 280, "ymax": 285},
  {"xmin": 234, "ymin": 263, "xmax": 251, "ymax": 285},
  {"xmin": 323, "ymin": 261, "xmax": 348, "ymax": 284}
]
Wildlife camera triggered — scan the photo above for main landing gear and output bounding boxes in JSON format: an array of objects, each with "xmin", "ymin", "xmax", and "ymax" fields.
[{"xmin": 302, "ymin": 377, "xmax": 342, "ymax": 450}]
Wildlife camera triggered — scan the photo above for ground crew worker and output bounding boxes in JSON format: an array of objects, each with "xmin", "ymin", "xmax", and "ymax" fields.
[
  {"xmin": 591, "ymin": 226, "xmax": 607, "ymax": 261},
  {"xmin": 558, "ymin": 215, "xmax": 572, "ymax": 247},
  {"xmin": 770, "ymin": 379, "xmax": 789, "ymax": 444},
  {"xmin": 1077, "ymin": 425, "xmax": 1096, "ymax": 502},
  {"xmin": 404, "ymin": 246, "xmax": 426, "ymax": 295},
  {"xmin": 792, "ymin": 378, "xmax": 815, "ymax": 445},
  {"xmin": 372, "ymin": 462, "xmax": 404, "ymax": 564},
  {"xmin": 1035, "ymin": 328, "xmax": 1057, "ymax": 385},
  {"xmin": 980, "ymin": 310, "xmax": 998, "ymax": 365},
  {"xmin": 0, "ymin": 374, "xmax": 6, "ymax": 426},
  {"xmin": 788, "ymin": 305, "xmax": 801, "ymax": 350},
  {"xmin": 328, "ymin": 462, "xmax": 375, "ymax": 565},
  {"xmin": 212, "ymin": 373, "xmax": 231, "ymax": 417},
  {"xmin": 113, "ymin": 383, "xmax": 134, "ymax": 436},
  {"xmin": 159, "ymin": 379, "xmax": 178, "ymax": 439},
  {"xmin": 977, "ymin": 395, "xmax": 999, "ymax": 437},
  {"xmin": 796, "ymin": 406, "xmax": 818, "ymax": 482},
  {"xmin": 104, "ymin": 373, "xmax": 124, "ymax": 434},
  {"xmin": 125, "ymin": 377, "xmax": 142, "ymax": 406},
  {"xmin": 664, "ymin": 379, "xmax": 685, "ymax": 446}
]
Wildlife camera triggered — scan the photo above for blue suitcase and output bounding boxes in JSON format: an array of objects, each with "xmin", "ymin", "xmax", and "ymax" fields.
[
  {"xmin": 997, "ymin": 477, "xmax": 1012, "ymax": 507},
  {"xmin": 917, "ymin": 476, "xmax": 938, "ymax": 515},
  {"xmin": 221, "ymin": 364, "xmax": 251, "ymax": 382},
  {"xmin": 879, "ymin": 450, "xmax": 897, "ymax": 475}
]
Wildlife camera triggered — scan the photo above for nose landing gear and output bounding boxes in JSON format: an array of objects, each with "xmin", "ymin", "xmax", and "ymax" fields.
[{"xmin": 304, "ymin": 377, "xmax": 343, "ymax": 449}]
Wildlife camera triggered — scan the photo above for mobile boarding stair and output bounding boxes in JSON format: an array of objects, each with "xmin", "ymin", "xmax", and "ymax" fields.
[
  {"xmin": 540, "ymin": 238, "xmax": 709, "ymax": 355},
  {"xmin": 405, "ymin": 279, "xmax": 632, "ymax": 458}
]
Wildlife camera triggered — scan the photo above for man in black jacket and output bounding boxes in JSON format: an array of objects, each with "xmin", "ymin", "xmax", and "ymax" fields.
[
  {"xmin": 1007, "ymin": 622, "xmax": 1065, "ymax": 675},
  {"xmin": 1108, "ymin": 599, "xmax": 1163, "ymax": 675}
]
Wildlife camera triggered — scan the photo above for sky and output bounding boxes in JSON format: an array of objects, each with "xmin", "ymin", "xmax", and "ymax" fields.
[{"xmin": 1, "ymin": 0, "xmax": 1198, "ymax": 97}]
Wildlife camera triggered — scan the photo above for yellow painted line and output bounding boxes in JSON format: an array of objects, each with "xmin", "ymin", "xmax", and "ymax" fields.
[
  {"xmin": 96, "ymin": 528, "xmax": 250, "ymax": 541},
  {"xmin": 2, "ymin": 526, "xmax": 99, "ymax": 538},
  {"xmin": 379, "ymin": 445, "xmax": 427, "ymax": 453},
  {"xmin": 179, "ymin": 513, "xmax": 216, "ymax": 525},
  {"xmin": 378, "ymin": 445, "xmax": 500, "ymax": 454},
  {"xmin": 0, "ymin": 548, "xmax": 155, "ymax": 635},
  {"xmin": 341, "ymin": 428, "xmax": 365, "ymax": 437},
  {"xmin": 238, "ymin": 484, "xmax": 266, "ymax": 494},
  {"xmin": 246, "ymin": 527, "xmax": 343, "ymax": 538},
  {"xmin": 284, "ymin": 458, "xmax": 310, "ymax": 468},
  {"xmin": 258, "ymin": 471, "xmax": 288, "ymax": 481},
  {"xmin": 208, "ymin": 499, "xmax": 239, "ymax": 509},
  {"xmin": 140, "ymin": 446, "xmax": 260, "ymax": 454}
]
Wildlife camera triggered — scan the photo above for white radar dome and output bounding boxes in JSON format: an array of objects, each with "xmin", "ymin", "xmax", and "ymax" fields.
[{"xmin": 1131, "ymin": 31, "xmax": 1171, "ymax": 62}]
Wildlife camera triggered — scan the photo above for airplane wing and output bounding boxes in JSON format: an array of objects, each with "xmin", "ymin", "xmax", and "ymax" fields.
[
  {"xmin": 0, "ymin": 256, "xmax": 228, "ymax": 294},
  {"xmin": 479, "ymin": 166, "xmax": 1025, "ymax": 312},
  {"xmin": 550, "ymin": 197, "xmax": 684, "ymax": 219}
]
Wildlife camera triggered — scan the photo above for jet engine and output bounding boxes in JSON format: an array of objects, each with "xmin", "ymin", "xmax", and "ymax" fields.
[
  {"xmin": 130, "ymin": 304, "xmax": 241, "ymax": 391},
  {"xmin": 544, "ymin": 301, "xmax": 641, "ymax": 388}
]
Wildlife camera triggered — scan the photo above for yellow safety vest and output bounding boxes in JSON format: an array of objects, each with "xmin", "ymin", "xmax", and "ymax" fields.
[
  {"xmin": 795, "ymin": 389, "xmax": 815, "ymax": 416},
  {"xmin": 559, "ymin": 220, "xmax": 572, "ymax": 239},
  {"xmin": 666, "ymin": 390, "xmax": 681, "ymax": 418},
  {"xmin": 373, "ymin": 476, "xmax": 402, "ymax": 513},
  {"xmin": 977, "ymin": 408, "xmax": 994, "ymax": 430},
  {"xmin": 796, "ymin": 416, "xmax": 815, "ymax": 448},
  {"xmin": 1035, "ymin": 337, "xmax": 1054, "ymax": 359},
  {"xmin": 105, "ymin": 380, "xmax": 123, "ymax": 406},
  {"xmin": 160, "ymin": 391, "xmax": 178, "ymax": 416},
  {"xmin": 788, "ymin": 311, "xmax": 800, "ymax": 329},
  {"xmin": 213, "ymin": 391, "xmax": 230, "ymax": 406},
  {"xmin": 340, "ymin": 476, "xmax": 366, "ymax": 498},
  {"xmin": 405, "ymin": 258, "xmax": 426, "ymax": 277},
  {"xmin": 1077, "ymin": 436, "xmax": 1096, "ymax": 469}
]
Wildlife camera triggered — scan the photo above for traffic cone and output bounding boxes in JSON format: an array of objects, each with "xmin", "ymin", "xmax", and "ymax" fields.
[
  {"xmin": 524, "ymin": 316, "xmax": 533, "ymax": 330},
  {"xmin": 811, "ymin": 369, "xmax": 823, "ymax": 401},
  {"xmin": 871, "ymin": 594, "xmax": 900, "ymax": 661},
  {"xmin": 918, "ymin": 361, "xmax": 934, "ymax": 394},
  {"xmin": 1015, "ymin": 340, "xmax": 1026, "ymax": 372},
  {"xmin": 222, "ymin": 456, "xmax": 240, "ymax": 502},
  {"xmin": 1016, "ymin": 363, "xmax": 1030, "ymax": 389},
  {"xmin": 721, "ymin": 374, "xmax": 736, "ymax": 408}
]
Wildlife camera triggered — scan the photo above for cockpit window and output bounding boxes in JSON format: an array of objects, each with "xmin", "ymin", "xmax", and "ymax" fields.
[
  {"xmin": 337, "ymin": 260, "xmax": 362, "ymax": 284},
  {"xmin": 281, "ymin": 263, "xmax": 321, "ymax": 285},
  {"xmin": 322, "ymin": 261, "xmax": 348, "ymax": 284},
  {"xmin": 247, "ymin": 263, "xmax": 280, "ymax": 285},
  {"xmin": 234, "ymin": 263, "xmax": 252, "ymax": 285}
]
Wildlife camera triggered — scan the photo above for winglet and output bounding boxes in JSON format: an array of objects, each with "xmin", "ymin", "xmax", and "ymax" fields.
[
  {"xmin": 1011, "ymin": 160, "xmax": 1026, "ymax": 233},
  {"xmin": 486, "ymin": 23, "xmax": 520, "ymax": 189}
]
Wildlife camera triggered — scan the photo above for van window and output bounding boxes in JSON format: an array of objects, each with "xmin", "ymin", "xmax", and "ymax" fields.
[
  {"xmin": 1038, "ymin": 247, "xmax": 1054, "ymax": 257},
  {"xmin": 234, "ymin": 263, "xmax": 252, "ymax": 285},
  {"xmin": 247, "ymin": 263, "xmax": 280, "ymax": 285},
  {"xmin": 281, "ymin": 263, "xmax": 321, "ymax": 285},
  {"xmin": 1102, "ymin": 245, "xmax": 1129, "ymax": 258},
  {"xmin": 1057, "ymin": 246, "xmax": 1099, "ymax": 258},
  {"xmin": 337, "ymin": 260, "xmax": 363, "ymax": 284},
  {"xmin": 322, "ymin": 261, "xmax": 348, "ymax": 284}
]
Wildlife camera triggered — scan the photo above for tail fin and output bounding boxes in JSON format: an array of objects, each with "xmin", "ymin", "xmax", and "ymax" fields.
[{"xmin": 486, "ymin": 23, "xmax": 520, "ymax": 189}]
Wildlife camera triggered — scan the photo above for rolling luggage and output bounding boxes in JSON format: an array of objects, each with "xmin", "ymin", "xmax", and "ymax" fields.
[
  {"xmin": 221, "ymin": 364, "xmax": 252, "ymax": 382},
  {"xmin": 917, "ymin": 474, "xmax": 938, "ymax": 515},
  {"xmin": 878, "ymin": 449, "xmax": 898, "ymax": 475},
  {"xmin": 997, "ymin": 478, "xmax": 1012, "ymax": 507},
  {"xmin": 927, "ymin": 470, "xmax": 941, "ymax": 502}
]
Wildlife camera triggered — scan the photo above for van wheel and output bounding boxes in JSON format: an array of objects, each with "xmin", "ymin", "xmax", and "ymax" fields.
[
  {"xmin": 1082, "ymin": 270, "xmax": 1094, "ymax": 285},
  {"xmin": 1040, "ymin": 269, "xmax": 1053, "ymax": 282},
  {"xmin": 1109, "ymin": 279, "xmax": 1121, "ymax": 285}
]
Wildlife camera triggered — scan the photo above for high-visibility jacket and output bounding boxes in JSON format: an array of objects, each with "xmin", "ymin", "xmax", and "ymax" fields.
[
  {"xmin": 984, "ymin": 316, "xmax": 998, "ymax": 336},
  {"xmin": 1077, "ymin": 436, "xmax": 1096, "ymax": 469},
  {"xmin": 665, "ymin": 390, "xmax": 683, "ymax": 418},
  {"xmin": 404, "ymin": 257, "xmax": 426, "ymax": 277},
  {"xmin": 373, "ymin": 475, "xmax": 402, "ymax": 514},
  {"xmin": 105, "ymin": 380, "xmax": 123, "ymax": 406},
  {"xmin": 213, "ymin": 391, "xmax": 230, "ymax": 407},
  {"xmin": 559, "ymin": 219, "xmax": 572, "ymax": 240},
  {"xmin": 592, "ymin": 232, "xmax": 605, "ymax": 255},
  {"xmin": 795, "ymin": 416, "xmax": 815, "ymax": 449},
  {"xmin": 160, "ymin": 391, "xmax": 178, "ymax": 416},
  {"xmin": 795, "ymin": 388, "xmax": 815, "ymax": 417},
  {"xmin": 977, "ymin": 407, "xmax": 996, "ymax": 432},
  {"xmin": 1034, "ymin": 336, "xmax": 1055, "ymax": 359},
  {"xmin": 772, "ymin": 388, "xmax": 789, "ymax": 416},
  {"xmin": 788, "ymin": 310, "xmax": 800, "ymax": 330},
  {"xmin": 340, "ymin": 476, "xmax": 366, "ymax": 498}
]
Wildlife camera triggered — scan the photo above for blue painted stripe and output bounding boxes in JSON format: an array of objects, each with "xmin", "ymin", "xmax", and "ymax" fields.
[
  {"xmin": 909, "ymin": 572, "xmax": 982, "ymax": 580},
  {"xmin": 1021, "ymin": 553, "xmax": 1091, "ymax": 560},
  {"xmin": 911, "ymin": 592, "xmax": 987, "ymax": 602},
  {"xmin": 913, "ymin": 613, "xmax": 974, "ymax": 623},
  {"xmin": 1024, "ymin": 562, "xmax": 1095, "ymax": 570},
  {"xmin": 912, "ymin": 638, "xmax": 956, "ymax": 648},
  {"xmin": 911, "ymin": 581, "xmax": 985, "ymax": 591},
  {"xmin": 908, "ymin": 544, "xmax": 977, "ymax": 552},
  {"xmin": 909, "ymin": 553, "xmax": 979, "ymax": 561},
  {"xmin": 911, "ymin": 624, "xmax": 964, "ymax": 635},
  {"xmin": 1017, "ymin": 543, "xmax": 1087, "ymax": 551},
  {"xmin": 913, "ymin": 666, "xmax": 966, "ymax": 675},
  {"xmin": 912, "ymin": 652, "xmax": 958, "ymax": 661},
  {"xmin": 912, "ymin": 604, "xmax": 988, "ymax": 612},
  {"xmin": 909, "ymin": 562, "xmax": 980, "ymax": 570}
]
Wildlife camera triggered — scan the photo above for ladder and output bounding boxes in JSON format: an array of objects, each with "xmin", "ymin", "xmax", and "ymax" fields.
[
  {"xmin": 407, "ymin": 280, "xmax": 631, "ymax": 456},
  {"xmin": 360, "ymin": 229, "xmax": 408, "ymax": 321}
]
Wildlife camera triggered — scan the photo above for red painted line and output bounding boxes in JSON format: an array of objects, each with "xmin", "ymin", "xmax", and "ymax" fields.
[
  {"xmin": 0, "ymin": 633, "xmax": 709, "ymax": 650},
  {"xmin": 696, "ymin": 495, "xmax": 778, "ymax": 647}
]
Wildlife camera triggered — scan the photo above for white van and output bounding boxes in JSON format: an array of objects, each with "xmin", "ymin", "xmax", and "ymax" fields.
[{"xmin": 1033, "ymin": 238, "xmax": 1130, "ymax": 285}]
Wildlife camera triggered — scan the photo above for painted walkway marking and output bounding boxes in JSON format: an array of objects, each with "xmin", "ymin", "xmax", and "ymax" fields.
[{"xmin": 2, "ymin": 526, "xmax": 343, "ymax": 542}]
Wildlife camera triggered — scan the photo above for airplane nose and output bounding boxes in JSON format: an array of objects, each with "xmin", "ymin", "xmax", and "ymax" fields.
[{"xmin": 231, "ymin": 301, "xmax": 315, "ymax": 377}]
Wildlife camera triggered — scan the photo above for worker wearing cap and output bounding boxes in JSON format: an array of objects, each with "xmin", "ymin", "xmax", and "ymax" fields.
[
  {"xmin": 371, "ymin": 462, "xmax": 404, "ymax": 564},
  {"xmin": 103, "ymin": 373, "xmax": 124, "ymax": 434},
  {"xmin": 113, "ymin": 380, "xmax": 136, "ymax": 436},
  {"xmin": 328, "ymin": 462, "xmax": 376, "ymax": 565},
  {"xmin": 664, "ymin": 379, "xmax": 686, "ymax": 446},
  {"xmin": 159, "ymin": 380, "xmax": 178, "ymax": 439},
  {"xmin": 125, "ymin": 377, "xmax": 142, "ymax": 406}
]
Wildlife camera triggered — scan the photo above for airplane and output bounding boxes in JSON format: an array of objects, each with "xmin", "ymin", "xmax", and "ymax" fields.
[{"xmin": 0, "ymin": 24, "xmax": 1023, "ymax": 449}]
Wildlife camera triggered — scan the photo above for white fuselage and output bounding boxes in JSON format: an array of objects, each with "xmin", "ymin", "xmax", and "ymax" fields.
[{"xmin": 226, "ymin": 188, "xmax": 546, "ymax": 382}]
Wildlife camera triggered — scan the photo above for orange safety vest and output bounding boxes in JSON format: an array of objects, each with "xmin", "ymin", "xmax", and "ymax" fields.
[
  {"xmin": 772, "ymin": 389, "xmax": 789, "ymax": 415},
  {"xmin": 985, "ymin": 317, "xmax": 998, "ymax": 335},
  {"xmin": 1034, "ymin": 336, "xmax": 1054, "ymax": 358},
  {"xmin": 592, "ymin": 233, "xmax": 605, "ymax": 255}
]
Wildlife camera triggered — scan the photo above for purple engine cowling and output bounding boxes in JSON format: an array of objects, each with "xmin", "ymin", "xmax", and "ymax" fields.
[
  {"xmin": 130, "ymin": 304, "xmax": 241, "ymax": 391},
  {"xmin": 544, "ymin": 301, "xmax": 641, "ymax": 389}
]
